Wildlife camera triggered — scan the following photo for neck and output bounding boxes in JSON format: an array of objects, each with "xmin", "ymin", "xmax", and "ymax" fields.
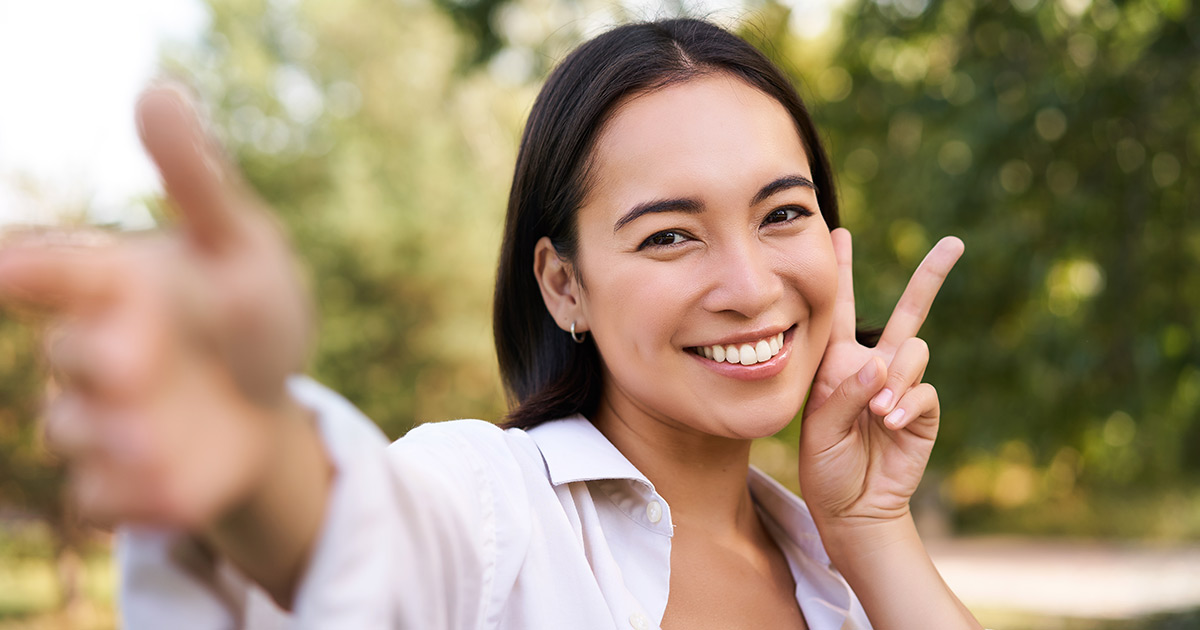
[{"xmin": 592, "ymin": 392, "xmax": 759, "ymax": 539}]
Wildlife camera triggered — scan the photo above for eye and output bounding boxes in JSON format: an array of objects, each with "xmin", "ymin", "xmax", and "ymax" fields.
[
  {"xmin": 762, "ymin": 206, "xmax": 813, "ymax": 226},
  {"xmin": 640, "ymin": 230, "xmax": 690, "ymax": 249}
]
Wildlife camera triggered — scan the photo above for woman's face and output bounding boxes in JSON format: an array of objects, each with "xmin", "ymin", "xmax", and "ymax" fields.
[{"xmin": 571, "ymin": 73, "xmax": 838, "ymax": 439}]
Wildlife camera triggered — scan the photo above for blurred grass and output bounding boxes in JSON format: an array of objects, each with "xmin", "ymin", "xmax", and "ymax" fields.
[
  {"xmin": 956, "ymin": 483, "xmax": 1200, "ymax": 540},
  {"xmin": 974, "ymin": 609, "xmax": 1200, "ymax": 630},
  {"xmin": 0, "ymin": 523, "xmax": 115, "ymax": 630}
]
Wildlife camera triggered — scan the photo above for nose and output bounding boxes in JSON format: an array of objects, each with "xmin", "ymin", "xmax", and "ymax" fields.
[{"xmin": 700, "ymin": 237, "xmax": 784, "ymax": 319}]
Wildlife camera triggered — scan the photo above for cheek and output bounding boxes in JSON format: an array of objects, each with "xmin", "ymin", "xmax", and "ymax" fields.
[
  {"xmin": 575, "ymin": 254, "xmax": 702, "ymax": 376},
  {"xmin": 582, "ymin": 268, "xmax": 692, "ymax": 354},
  {"xmin": 807, "ymin": 250, "xmax": 839, "ymax": 317},
  {"xmin": 783, "ymin": 238, "xmax": 838, "ymax": 336}
]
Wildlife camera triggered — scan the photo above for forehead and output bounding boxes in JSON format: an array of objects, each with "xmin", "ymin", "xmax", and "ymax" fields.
[{"xmin": 585, "ymin": 74, "xmax": 812, "ymax": 211}]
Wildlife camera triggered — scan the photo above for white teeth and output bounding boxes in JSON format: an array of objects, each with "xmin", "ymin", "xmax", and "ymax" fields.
[
  {"xmin": 694, "ymin": 331, "xmax": 787, "ymax": 367},
  {"xmin": 755, "ymin": 340, "xmax": 771, "ymax": 362}
]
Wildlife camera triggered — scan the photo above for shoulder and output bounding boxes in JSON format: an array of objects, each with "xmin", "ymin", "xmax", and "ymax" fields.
[
  {"xmin": 390, "ymin": 419, "xmax": 542, "ymax": 473},
  {"xmin": 386, "ymin": 419, "xmax": 550, "ymax": 516}
]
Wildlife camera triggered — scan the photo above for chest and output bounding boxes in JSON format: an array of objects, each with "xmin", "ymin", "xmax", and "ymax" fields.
[
  {"xmin": 659, "ymin": 527, "xmax": 808, "ymax": 630},
  {"xmin": 500, "ymin": 476, "xmax": 866, "ymax": 630}
]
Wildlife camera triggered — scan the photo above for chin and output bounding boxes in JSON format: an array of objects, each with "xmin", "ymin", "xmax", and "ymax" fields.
[{"xmin": 711, "ymin": 396, "xmax": 803, "ymax": 440}]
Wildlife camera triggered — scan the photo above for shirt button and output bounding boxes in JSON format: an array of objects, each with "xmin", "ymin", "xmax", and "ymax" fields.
[
  {"xmin": 629, "ymin": 612, "xmax": 650, "ymax": 630},
  {"xmin": 646, "ymin": 500, "xmax": 663, "ymax": 524}
]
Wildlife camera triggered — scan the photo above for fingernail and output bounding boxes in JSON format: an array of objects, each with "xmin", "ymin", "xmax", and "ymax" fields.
[
  {"xmin": 871, "ymin": 389, "xmax": 893, "ymax": 410},
  {"xmin": 858, "ymin": 359, "xmax": 877, "ymax": 385},
  {"xmin": 885, "ymin": 408, "xmax": 906, "ymax": 428}
]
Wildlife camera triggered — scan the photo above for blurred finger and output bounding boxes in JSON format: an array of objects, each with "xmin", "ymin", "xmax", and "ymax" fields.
[
  {"xmin": 53, "ymin": 403, "xmax": 159, "ymax": 526},
  {"xmin": 829, "ymin": 228, "xmax": 857, "ymax": 342},
  {"xmin": 70, "ymin": 460, "xmax": 150, "ymax": 528},
  {"xmin": 877, "ymin": 236, "xmax": 964, "ymax": 350},
  {"xmin": 42, "ymin": 392, "xmax": 99, "ymax": 459},
  {"xmin": 0, "ymin": 245, "xmax": 122, "ymax": 314},
  {"xmin": 869, "ymin": 337, "xmax": 929, "ymax": 416},
  {"xmin": 881, "ymin": 382, "xmax": 939, "ymax": 437},
  {"xmin": 45, "ymin": 323, "xmax": 95, "ymax": 393},
  {"xmin": 136, "ymin": 83, "xmax": 248, "ymax": 253}
]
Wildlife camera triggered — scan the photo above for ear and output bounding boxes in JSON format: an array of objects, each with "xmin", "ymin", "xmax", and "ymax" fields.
[{"xmin": 533, "ymin": 236, "xmax": 587, "ymax": 333}]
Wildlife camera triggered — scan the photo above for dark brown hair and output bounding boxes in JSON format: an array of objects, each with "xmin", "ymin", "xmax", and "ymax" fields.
[{"xmin": 493, "ymin": 18, "xmax": 842, "ymax": 429}]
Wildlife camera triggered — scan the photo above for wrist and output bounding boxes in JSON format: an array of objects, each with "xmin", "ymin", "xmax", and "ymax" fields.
[
  {"xmin": 815, "ymin": 511, "xmax": 983, "ymax": 629},
  {"xmin": 203, "ymin": 393, "xmax": 334, "ymax": 609},
  {"xmin": 814, "ymin": 509, "xmax": 918, "ymax": 570}
]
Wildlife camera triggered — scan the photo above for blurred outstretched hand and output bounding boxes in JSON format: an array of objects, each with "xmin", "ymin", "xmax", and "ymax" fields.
[{"xmin": 0, "ymin": 85, "xmax": 314, "ymax": 529}]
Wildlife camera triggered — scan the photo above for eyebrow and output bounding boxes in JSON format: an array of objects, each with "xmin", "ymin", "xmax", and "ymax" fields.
[
  {"xmin": 750, "ymin": 174, "xmax": 819, "ymax": 206},
  {"xmin": 613, "ymin": 198, "xmax": 702, "ymax": 233},
  {"xmin": 613, "ymin": 174, "xmax": 819, "ymax": 233}
]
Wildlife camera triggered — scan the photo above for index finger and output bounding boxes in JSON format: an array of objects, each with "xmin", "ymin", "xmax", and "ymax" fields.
[
  {"xmin": 877, "ymin": 236, "xmax": 964, "ymax": 350},
  {"xmin": 0, "ymin": 243, "xmax": 122, "ymax": 315},
  {"xmin": 829, "ymin": 227, "xmax": 858, "ymax": 342},
  {"xmin": 136, "ymin": 84, "xmax": 247, "ymax": 253}
]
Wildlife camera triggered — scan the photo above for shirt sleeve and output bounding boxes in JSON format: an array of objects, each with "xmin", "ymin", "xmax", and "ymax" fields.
[{"xmin": 118, "ymin": 377, "xmax": 527, "ymax": 629}]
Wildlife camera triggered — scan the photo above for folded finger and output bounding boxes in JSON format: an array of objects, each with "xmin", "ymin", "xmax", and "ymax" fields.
[
  {"xmin": 52, "ymin": 404, "xmax": 159, "ymax": 526},
  {"xmin": 881, "ymin": 382, "xmax": 939, "ymax": 436},
  {"xmin": 804, "ymin": 356, "xmax": 887, "ymax": 446},
  {"xmin": 42, "ymin": 391, "xmax": 100, "ymax": 460},
  {"xmin": 870, "ymin": 337, "xmax": 929, "ymax": 416},
  {"xmin": 877, "ymin": 236, "xmax": 964, "ymax": 350}
]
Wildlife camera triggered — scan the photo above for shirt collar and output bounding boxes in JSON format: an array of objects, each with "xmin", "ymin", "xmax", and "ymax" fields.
[
  {"xmin": 747, "ymin": 467, "xmax": 832, "ymax": 566},
  {"xmin": 525, "ymin": 415, "xmax": 652, "ymax": 488}
]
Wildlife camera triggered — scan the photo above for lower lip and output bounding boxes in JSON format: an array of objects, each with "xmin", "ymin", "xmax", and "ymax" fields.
[{"xmin": 687, "ymin": 327, "xmax": 795, "ymax": 381}]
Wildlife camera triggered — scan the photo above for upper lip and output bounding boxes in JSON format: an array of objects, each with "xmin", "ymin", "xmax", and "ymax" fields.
[{"xmin": 686, "ymin": 324, "xmax": 792, "ymax": 349}]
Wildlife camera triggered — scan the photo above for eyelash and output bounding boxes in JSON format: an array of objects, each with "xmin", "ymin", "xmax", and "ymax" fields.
[
  {"xmin": 763, "ymin": 205, "xmax": 813, "ymax": 225},
  {"xmin": 637, "ymin": 205, "xmax": 814, "ymax": 250}
]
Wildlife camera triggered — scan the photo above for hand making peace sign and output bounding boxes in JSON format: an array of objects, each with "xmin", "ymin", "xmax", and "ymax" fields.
[{"xmin": 797, "ymin": 227, "xmax": 964, "ymax": 526}]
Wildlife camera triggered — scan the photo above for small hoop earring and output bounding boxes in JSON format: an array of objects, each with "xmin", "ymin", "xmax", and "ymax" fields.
[{"xmin": 570, "ymin": 321, "xmax": 587, "ymax": 344}]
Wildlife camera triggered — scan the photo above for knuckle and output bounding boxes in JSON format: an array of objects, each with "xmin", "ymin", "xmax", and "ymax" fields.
[
  {"xmin": 915, "ymin": 383, "xmax": 939, "ymax": 409},
  {"xmin": 830, "ymin": 376, "xmax": 863, "ymax": 409}
]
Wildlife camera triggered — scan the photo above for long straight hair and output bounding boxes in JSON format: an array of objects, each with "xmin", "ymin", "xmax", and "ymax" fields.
[{"xmin": 493, "ymin": 18, "xmax": 842, "ymax": 429}]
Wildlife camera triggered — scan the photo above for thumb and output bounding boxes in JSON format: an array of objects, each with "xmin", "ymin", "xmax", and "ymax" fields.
[{"xmin": 804, "ymin": 357, "xmax": 887, "ymax": 444}]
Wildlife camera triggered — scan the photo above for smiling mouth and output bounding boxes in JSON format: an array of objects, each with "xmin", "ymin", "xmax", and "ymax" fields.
[{"xmin": 688, "ymin": 330, "xmax": 787, "ymax": 367}]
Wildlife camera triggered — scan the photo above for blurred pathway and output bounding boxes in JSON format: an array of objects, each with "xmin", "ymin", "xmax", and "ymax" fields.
[{"xmin": 928, "ymin": 537, "xmax": 1200, "ymax": 620}]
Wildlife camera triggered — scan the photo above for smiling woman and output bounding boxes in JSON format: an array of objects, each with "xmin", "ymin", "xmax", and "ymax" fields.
[{"xmin": 0, "ymin": 17, "xmax": 977, "ymax": 630}]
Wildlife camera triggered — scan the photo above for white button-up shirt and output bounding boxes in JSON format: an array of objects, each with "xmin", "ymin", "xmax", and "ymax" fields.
[{"xmin": 119, "ymin": 378, "xmax": 872, "ymax": 629}]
